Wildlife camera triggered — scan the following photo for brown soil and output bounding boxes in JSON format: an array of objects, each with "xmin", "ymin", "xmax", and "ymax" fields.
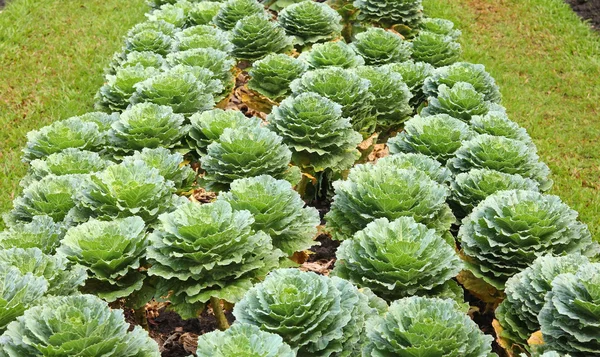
[{"xmin": 566, "ymin": 0, "xmax": 600, "ymax": 30}]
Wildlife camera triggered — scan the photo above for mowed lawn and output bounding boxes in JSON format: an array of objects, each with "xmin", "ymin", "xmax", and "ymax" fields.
[
  {"xmin": 425, "ymin": 0, "xmax": 600, "ymax": 240},
  {"xmin": 0, "ymin": 0, "xmax": 147, "ymax": 228}
]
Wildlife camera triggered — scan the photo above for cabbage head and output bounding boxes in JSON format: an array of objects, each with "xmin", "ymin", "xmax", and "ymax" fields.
[
  {"xmin": 114, "ymin": 51, "xmax": 165, "ymax": 72},
  {"xmin": 213, "ymin": 0, "xmax": 266, "ymax": 31},
  {"xmin": 188, "ymin": 108, "xmax": 262, "ymax": 156},
  {"xmin": 470, "ymin": 111, "xmax": 533, "ymax": 144},
  {"xmin": 146, "ymin": 2, "xmax": 189, "ymax": 28},
  {"xmin": 200, "ymin": 124, "xmax": 297, "ymax": 191},
  {"xmin": 127, "ymin": 20, "xmax": 179, "ymax": 38},
  {"xmin": 7, "ymin": 174, "xmax": 86, "ymax": 225},
  {"xmin": 411, "ymin": 31, "xmax": 461, "ymax": 67},
  {"xmin": 354, "ymin": 0, "xmax": 423, "ymax": 27},
  {"xmin": 231, "ymin": 14, "xmax": 293, "ymax": 61},
  {"xmin": 174, "ymin": 25, "xmax": 233, "ymax": 52},
  {"xmin": 147, "ymin": 201, "xmax": 283, "ymax": 318},
  {"xmin": 298, "ymin": 41, "xmax": 364, "ymax": 69},
  {"xmin": 363, "ymin": 296, "xmax": 496, "ymax": 357},
  {"xmin": 131, "ymin": 65, "xmax": 220, "ymax": 116},
  {"xmin": 196, "ymin": 323, "xmax": 295, "ymax": 357},
  {"xmin": 447, "ymin": 134, "xmax": 553, "ymax": 191},
  {"xmin": 109, "ymin": 103, "xmax": 188, "ymax": 153},
  {"xmin": 58, "ymin": 216, "xmax": 149, "ymax": 303},
  {"xmin": 325, "ymin": 161, "xmax": 454, "ymax": 240},
  {"xmin": 76, "ymin": 160, "xmax": 182, "ymax": 224},
  {"xmin": 423, "ymin": 62, "xmax": 501, "ymax": 103},
  {"xmin": 449, "ymin": 168, "xmax": 540, "ymax": 218},
  {"xmin": 351, "ymin": 28, "xmax": 412, "ymax": 65},
  {"xmin": 218, "ymin": 175, "xmax": 320, "ymax": 255},
  {"xmin": 420, "ymin": 17, "xmax": 461, "ymax": 39},
  {"xmin": 23, "ymin": 117, "xmax": 106, "ymax": 162},
  {"xmin": 278, "ymin": 1, "xmax": 342, "ymax": 45},
  {"xmin": 0, "ymin": 294, "xmax": 161, "ymax": 356},
  {"xmin": 0, "ymin": 216, "xmax": 65, "ymax": 254},
  {"xmin": 387, "ymin": 114, "xmax": 473, "ymax": 163},
  {"xmin": 333, "ymin": 216, "xmax": 462, "ymax": 301},
  {"xmin": 384, "ymin": 60, "xmax": 434, "ymax": 106},
  {"xmin": 188, "ymin": 1, "xmax": 222, "ymax": 26},
  {"xmin": 122, "ymin": 148, "xmax": 196, "ymax": 191},
  {"xmin": 248, "ymin": 53, "xmax": 308, "ymax": 101},
  {"xmin": 267, "ymin": 92, "xmax": 362, "ymax": 172},
  {"xmin": 355, "ymin": 65, "xmax": 412, "ymax": 130},
  {"xmin": 496, "ymin": 254, "xmax": 590, "ymax": 349},
  {"xmin": 458, "ymin": 189, "xmax": 597, "ymax": 289},
  {"xmin": 96, "ymin": 64, "xmax": 161, "ymax": 112},
  {"xmin": 124, "ymin": 28, "xmax": 173, "ymax": 56},
  {"xmin": 539, "ymin": 262, "xmax": 600, "ymax": 356},
  {"xmin": 421, "ymin": 82, "xmax": 495, "ymax": 122},
  {"xmin": 233, "ymin": 268, "xmax": 377, "ymax": 356},
  {"xmin": 376, "ymin": 152, "xmax": 451, "ymax": 184},
  {"xmin": 290, "ymin": 67, "xmax": 375, "ymax": 137},
  {"xmin": 0, "ymin": 263, "xmax": 47, "ymax": 332}
]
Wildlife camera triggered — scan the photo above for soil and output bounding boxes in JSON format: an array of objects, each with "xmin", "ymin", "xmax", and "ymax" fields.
[
  {"xmin": 566, "ymin": 0, "xmax": 600, "ymax": 30},
  {"xmin": 0, "ymin": 0, "xmax": 5, "ymax": 9}
]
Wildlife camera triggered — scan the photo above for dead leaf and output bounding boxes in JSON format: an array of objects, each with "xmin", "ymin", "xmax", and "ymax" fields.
[
  {"xmin": 528, "ymin": 330, "xmax": 544, "ymax": 346},
  {"xmin": 300, "ymin": 259, "xmax": 335, "ymax": 275},
  {"xmin": 456, "ymin": 270, "xmax": 505, "ymax": 305}
]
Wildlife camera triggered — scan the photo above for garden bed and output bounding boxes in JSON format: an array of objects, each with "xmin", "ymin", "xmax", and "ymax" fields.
[{"xmin": 566, "ymin": 0, "xmax": 600, "ymax": 29}]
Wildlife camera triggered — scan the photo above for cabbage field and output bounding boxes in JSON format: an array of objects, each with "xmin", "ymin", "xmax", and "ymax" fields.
[{"xmin": 0, "ymin": 0, "xmax": 598, "ymax": 356}]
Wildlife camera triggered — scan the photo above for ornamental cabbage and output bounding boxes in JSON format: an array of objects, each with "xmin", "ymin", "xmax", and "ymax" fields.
[
  {"xmin": 75, "ymin": 111, "xmax": 120, "ymax": 132},
  {"xmin": 200, "ymin": 124, "xmax": 297, "ymax": 191},
  {"xmin": 387, "ymin": 114, "xmax": 473, "ymax": 163},
  {"xmin": 384, "ymin": 60, "xmax": 434, "ymax": 106},
  {"xmin": 325, "ymin": 161, "xmax": 454, "ymax": 240},
  {"xmin": 297, "ymin": 40, "xmax": 365, "ymax": 69},
  {"xmin": 230, "ymin": 14, "xmax": 293, "ymax": 61},
  {"xmin": 122, "ymin": 148, "xmax": 196, "ymax": 191},
  {"xmin": 0, "ymin": 248, "xmax": 85, "ymax": 296},
  {"xmin": 458, "ymin": 189, "xmax": 596, "ymax": 289},
  {"xmin": 420, "ymin": 17, "xmax": 461, "ymax": 39},
  {"xmin": 333, "ymin": 216, "xmax": 462, "ymax": 301},
  {"xmin": 351, "ymin": 28, "xmax": 412, "ymax": 65},
  {"xmin": 267, "ymin": 92, "xmax": 362, "ymax": 172},
  {"xmin": 22, "ymin": 149, "xmax": 113, "ymax": 186},
  {"xmin": 188, "ymin": 109, "xmax": 262, "ymax": 156},
  {"xmin": 411, "ymin": 31, "xmax": 461, "ymax": 67},
  {"xmin": 449, "ymin": 169, "xmax": 540, "ymax": 218},
  {"xmin": 423, "ymin": 62, "xmax": 501, "ymax": 103},
  {"xmin": 421, "ymin": 82, "xmax": 497, "ymax": 122},
  {"xmin": 76, "ymin": 160, "xmax": 182, "ymax": 224},
  {"xmin": 146, "ymin": 3, "xmax": 188, "ymax": 28},
  {"xmin": 196, "ymin": 323, "xmax": 295, "ymax": 357},
  {"xmin": 213, "ymin": 0, "xmax": 266, "ymax": 31},
  {"xmin": 354, "ymin": 0, "xmax": 423, "ymax": 27},
  {"xmin": 112, "ymin": 51, "xmax": 165, "ymax": 73},
  {"xmin": 496, "ymin": 254, "xmax": 590, "ymax": 348},
  {"xmin": 127, "ymin": 19, "xmax": 179, "ymax": 38},
  {"xmin": 376, "ymin": 152, "xmax": 451, "ymax": 184},
  {"xmin": 23, "ymin": 117, "xmax": 106, "ymax": 162},
  {"xmin": 290, "ymin": 67, "xmax": 375, "ymax": 137},
  {"xmin": 0, "ymin": 294, "xmax": 161, "ymax": 356},
  {"xmin": 96, "ymin": 64, "xmax": 161, "ymax": 112},
  {"xmin": 278, "ymin": 1, "xmax": 343, "ymax": 45},
  {"xmin": 470, "ymin": 111, "xmax": 533, "ymax": 144},
  {"xmin": 124, "ymin": 29, "xmax": 173, "ymax": 56},
  {"xmin": 188, "ymin": 1, "xmax": 222, "ymax": 26},
  {"xmin": 355, "ymin": 65, "xmax": 412, "ymax": 130},
  {"xmin": 174, "ymin": 25, "xmax": 233, "ymax": 52},
  {"xmin": 7, "ymin": 174, "xmax": 85, "ymax": 225},
  {"xmin": 248, "ymin": 53, "xmax": 308, "ymax": 101},
  {"xmin": 166, "ymin": 48, "xmax": 236, "ymax": 100},
  {"xmin": 447, "ymin": 134, "xmax": 553, "ymax": 191},
  {"xmin": 218, "ymin": 175, "xmax": 320, "ymax": 255},
  {"xmin": 0, "ymin": 216, "xmax": 65, "ymax": 254},
  {"xmin": 147, "ymin": 201, "xmax": 283, "ymax": 318},
  {"xmin": 131, "ymin": 65, "xmax": 220, "ymax": 116},
  {"xmin": 233, "ymin": 268, "xmax": 377, "ymax": 356},
  {"xmin": 108, "ymin": 103, "xmax": 189, "ymax": 153},
  {"xmin": 539, "ymin": 262, "xmax": 600, "ymax": 356},
  {"xmin": 0, "ymin": 264, "xmax": 47, "ymax": 332},
  {"xmin": 58, "ymin": 216, "xmax": 149, "ymax": 302},
  {"xmin": 363, "ymin": 296, "xmax": 496, "ymax": 356}
]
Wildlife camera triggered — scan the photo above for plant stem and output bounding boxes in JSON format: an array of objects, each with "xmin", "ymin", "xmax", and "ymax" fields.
[
  {"xmin": 210, "ymin": 297, "xmax": 230, "ymax": 330},
  {"xmin": 134, "ymin": 306, "xmax": 148, "ymax": 330}
]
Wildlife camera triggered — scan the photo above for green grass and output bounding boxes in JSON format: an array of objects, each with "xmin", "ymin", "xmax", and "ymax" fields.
[
  {"xmin": 0, "ymin": 0, "xmax": 147, "ymax": 228},
  {"xmin": 425, "ymin": 0, "xmax": 600, "ymax": 240}
]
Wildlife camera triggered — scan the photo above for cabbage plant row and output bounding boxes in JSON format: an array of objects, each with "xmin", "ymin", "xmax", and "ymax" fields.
[{"xmin": 0, "ymin": 0, "xmax": 597, "ymax": 356}]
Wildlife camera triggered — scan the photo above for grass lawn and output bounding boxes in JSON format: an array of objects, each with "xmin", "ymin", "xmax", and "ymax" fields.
[
  {"xmin": 425, "ymin": 0, "xmax": 600, "ymax": 240},
  {"xmin": 0, "ymin": 0, "xmax": 147, "ymax": 228}
]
